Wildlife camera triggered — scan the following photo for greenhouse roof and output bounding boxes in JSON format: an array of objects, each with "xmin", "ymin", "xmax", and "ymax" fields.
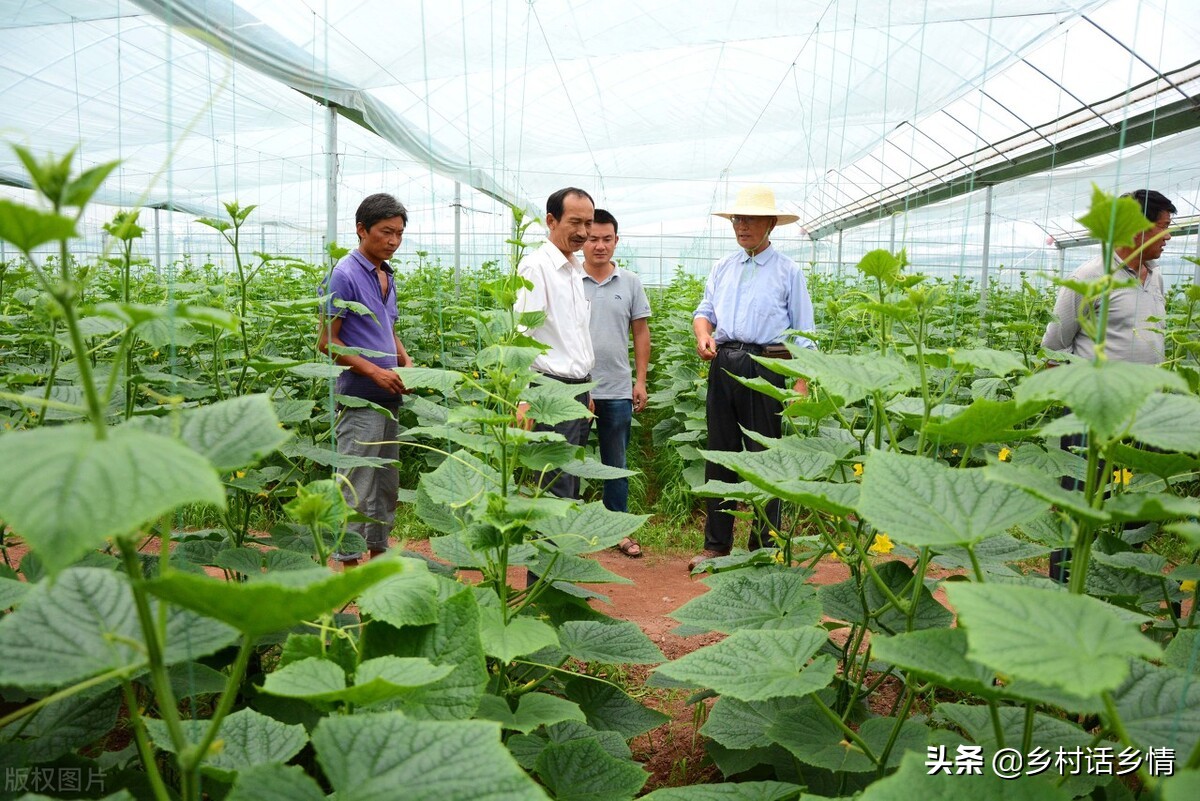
[{"xmin": 1, "ymin": 0, "xmax": 1198, "ymax": 246}]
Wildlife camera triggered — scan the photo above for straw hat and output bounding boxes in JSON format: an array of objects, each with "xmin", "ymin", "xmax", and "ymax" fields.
[{"xmin": 713, "ymin": 185, "xmax": 799, "ymax": 225}]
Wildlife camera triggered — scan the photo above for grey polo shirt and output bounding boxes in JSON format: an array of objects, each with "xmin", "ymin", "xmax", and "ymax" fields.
[
  {"xmin": 582, "ymin": 267, "xmax": 651, "ymax": 400},
  {"xmin": 1042, "ymin": 254, "xmax": 1165, "ymax": 365}
]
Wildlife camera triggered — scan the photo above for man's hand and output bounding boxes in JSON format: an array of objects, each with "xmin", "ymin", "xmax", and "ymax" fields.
[
  {"xmin": 370, "ymin": 365, "xmax": 406, "ymax": 395},
  {"xmin": 633, "ymin": 381, "xmax": 648, "ymax": 412},
  {"xmin": 515, "ymin": 401, "xmax": 535, "ymax": 431},
  {"xmin": 696, "ymin": 334, "xmax": 717, "ymax": 361}
]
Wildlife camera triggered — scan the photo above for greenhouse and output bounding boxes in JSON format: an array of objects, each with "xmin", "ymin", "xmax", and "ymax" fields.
[{"xmin": 1, "ymin": 1, "xmax": 1199, "ymax": 800}]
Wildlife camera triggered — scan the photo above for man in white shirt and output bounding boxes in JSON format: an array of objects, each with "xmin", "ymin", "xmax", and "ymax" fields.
[{"xmin": 514, "ymin": 187, "xmax": 596, "ymax": 499}]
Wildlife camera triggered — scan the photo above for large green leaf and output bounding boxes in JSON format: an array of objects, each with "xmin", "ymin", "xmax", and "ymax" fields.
[
  {"xmin": 698, "ymin": 446, "xmax": 835, "ymax": 484},
  {"xmin": 260, "ymin": 655, "xmax": 452, "ymax": 706},
  {"xmin": 145, "ymin": 560, "xmax": 403, "ymax": 636},
  {"xmin": 1128, "ymin": 392, "xmax": 1200, "ymax": 452},
  {"xmin": 945, "ymin": 583, "xmax": 1160, "ymax": 696},
  {"xmin": 1106, "ymin": 492, "xmax": 1200, "ymax": 522},
  {"xmin": 0, "ymin": 425, "xmax": 226, "ymax": 574},
  {"xmin": 1164, "ymin": 630, "xmax": 1200, "ymax": 674},
  {"xmin": 227, "ymin": 764, "xmax": 326, "ymax": 801},
  {"xmin": 475, "ymin": 693, "xmax": 587, "ymax": 734},
  {"xmin": 363, "ymin": 588, "xmax": 488, "ymax": 720},
  {"xmin": 985, "ymin": 463, "xmax": 1111, "ymax": 522},
  {"xmin": 284, "ymin": 440, "xmax": 393, "ymax": 468},
  {"xmin": 524, "ymin": 380, "xmax": 594, "ymax": 426},
  {"xmin": 924, "ymin": 398, "xmax": 1046, "ymax": 446},
  {"xmin": 762, "ymin": 350, "xmax": 918, "ymax": 404},
  {"xmin": 1016, "ymin": 362, "xmax": 1185, "ymax": 442},
  {"xmin": 0, "ymin": 568, "xmax": 237, "ymax": 690},
  {"xmin": 535, "ymin": 737, "xmax": 647, "ymax": 801},
  {"xmin": 396, "ymin": 366, "xmax": 465, "ymax": 393},
  {"xmin": 640, "ymin": 782, "xmax": 803, "ymax": 801},
  {"xmin": 562, "ymin": 677, "xmax": 669, "ymax": 739},
  {"xmin": 858, "ymin": 750, "xmax": 1071, "ymax": 801},
  {"xmin": 949, "ymin": 348, "xmax": 1029, "ymax": 377},
  {"xmin": 313, "ymin": 714, "xmax": 547, "ymax": 800},
  {"xmin": 557, "ymin": 619, "xmax": 665, "ymax": 665},
  {"xmin": 872, "ymin": 629, "xmax": 999, "ymax": 698},
  {"xmin": 769, "ymin": 704, "xmax": 928, "ymax": 772},
  {"xmin": 1162, "ymin": 770, "xmax": 1200, "ymax": 801},
  {"xmin": 819, "ymin": 560, "xmax": 953, "ymax": 632},
  {"xmin": 1110, "ymin": 660, "xmax": 1200, "ymax": 765},
  {"xmin": 12, "ymin": 688, "xmax": 120, "ymax": 763},
  {"xmin": 701, "ymin": 695, "xmax": 810, "ymax": 750},
  {"xmin": 0, "ymin": 199, "xmax": 78, "ymax": 251},
  {"xmin": 930, "ymin": 534, "xmax": 1048, "ymax": 574},
  {"xmin": 652, "ymin": 628, "xmax": 834, "ymax": 701},
  {"xmin": 858, "ymin": 450, "xmax": 1048, "ymax": 547},
  {"xmin": 531, "ymin": 503, "xmax": 650, "ymax": 554},
  {"xmin": 508, "ymin": 720, "xmax": 632, "ymax": 770},
  {"xmin": 357, "ymin": 558, "xmax": 440, "ymax": 627},
  {"xmin": 479, "ymin": 607, "xmax": 560, "ymax": 661},
  {"xmin": 670, "ymin": 571, "xmax": 821, "ymax": 633},
  {"xmin": 532, "ymin": 552, "xmax": 632, "ymax": 584},
  {"xmin": 130, "ymin": 394, "xmax": 289, "ymax": 470},
  {"xmin": 1077, "ymin": 184, "xmax": 1155, "ymax": 246},
  {"xmin": 420, "ymin": 450, "xmax": 498, "ymax": 509},
  {"xmin": 1110, "ymin": 442, "xmax": 1200, "ymax": 480},
  {"xmin": 146, "ymin": 707, "xmax": 307, "ymax": 780}
]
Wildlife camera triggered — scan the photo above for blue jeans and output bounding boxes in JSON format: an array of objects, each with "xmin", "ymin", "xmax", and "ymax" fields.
[{"xmin": 593, "ymin": 399, "xmax": 633, "ymax": 513}]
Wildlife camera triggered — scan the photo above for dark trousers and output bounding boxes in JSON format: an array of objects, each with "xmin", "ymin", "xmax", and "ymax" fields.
[
  {"xmin": 703, "ymin": 344, "xmax": 787, "ymax": 552},
  {"xmin": 593, "ymin": 398, "xmax": 633, "ymax": 512},
  {"xmin": 534, "ymin": 386, "xmax": 592, "ymax": 500}
]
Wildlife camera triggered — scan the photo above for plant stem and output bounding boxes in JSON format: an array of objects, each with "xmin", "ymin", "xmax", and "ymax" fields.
[
  {"xmin": 120, "ymin": 680, "xmax": 172, "ymax": 801},
  {"xmin": 812, "ymin": 694, "xmax": 879, "ymax": 766}
]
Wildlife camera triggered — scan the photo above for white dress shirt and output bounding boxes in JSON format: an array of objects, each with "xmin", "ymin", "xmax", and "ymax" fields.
[{"xmin": 514, "ymin": 239, "xmax": 595, "ymax": 379}]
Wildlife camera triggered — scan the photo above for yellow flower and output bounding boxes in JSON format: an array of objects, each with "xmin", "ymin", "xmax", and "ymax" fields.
[
  {"xmin": 829, "ymin": 543, "xmax": 850, "ymax": 562},
  {"xmin": 852, "ymin": 463, "xmax": 863, "ymax": 477},
  {"xmin": 869, "ymin": 534, "xmax": 894, "ymax": 555},
  {"xmin": 152, "ymin": 350, "xmax": 160, "ymax": 358},
  {"xmin": 1113, "ymin": 468, "xmax": 1133, "ymax": 486},
  {"xmin": 998, "ymin": 447, "xmax": 1011, "ymax": 462},
  {"xmin": 772, "ymin": 551, "xmax": 785, "ymax": 565},
  {"xmin": 235, "ymin": 470, "xmax": 246, "ymax": 479},
  {"xmin": 1181, "ymin": 580, "xmax": 1196, "ymax": 593},
  {"xmin": 951, "ymin": 448, "xmax": 959, "ymax": 456}
]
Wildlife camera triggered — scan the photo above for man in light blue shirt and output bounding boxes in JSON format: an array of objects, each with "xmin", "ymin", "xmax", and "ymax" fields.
[{"xmin": 690, "ymin": 185, "xmax": 815, "ymax": 571}]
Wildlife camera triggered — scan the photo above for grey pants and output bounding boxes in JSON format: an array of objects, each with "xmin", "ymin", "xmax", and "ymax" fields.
[{"xmin": 333, "ymin": 405, "xmax": 399, "ymax": 561}]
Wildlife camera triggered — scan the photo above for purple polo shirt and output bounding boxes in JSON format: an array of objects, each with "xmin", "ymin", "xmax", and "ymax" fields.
[{"xmin": 322, "ymin": 249, "xmax": 401, "ymax": 404}]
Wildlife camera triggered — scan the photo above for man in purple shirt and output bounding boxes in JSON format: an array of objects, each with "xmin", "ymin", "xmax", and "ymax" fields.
[
  {"xmin": 690, "ymin": 185, "xmax": 815, "ymax": 572},
  {"xmin": 318, "ymin": 193, "xmax": 414, "ymax": 565}
]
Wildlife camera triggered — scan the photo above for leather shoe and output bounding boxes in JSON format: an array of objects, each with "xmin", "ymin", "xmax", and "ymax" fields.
[{"xmin": 687, "ymin": 549, "xmax": 730, "ymax": 572}]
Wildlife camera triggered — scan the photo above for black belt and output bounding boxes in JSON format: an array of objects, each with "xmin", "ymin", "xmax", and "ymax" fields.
[
  {"xmin": 536, "ymin": 371, "xmax": 592, "ymax": 385},
  {"xmin": 718, "ymin": 341, "xmax": 767, "ymax": 354}
]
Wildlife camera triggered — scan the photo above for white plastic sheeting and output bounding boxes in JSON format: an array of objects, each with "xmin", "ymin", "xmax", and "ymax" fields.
[{"xmin": 1, "ymin": 0, "xmax": 1197, "ymax": 276}]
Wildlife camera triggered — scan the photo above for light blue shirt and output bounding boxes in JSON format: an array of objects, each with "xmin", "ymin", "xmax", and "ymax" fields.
[{"xmin": 694, "ymin": 245, "xmax": 815, "ymax": 348}]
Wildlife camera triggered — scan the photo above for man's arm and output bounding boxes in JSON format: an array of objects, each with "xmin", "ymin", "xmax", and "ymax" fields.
[
  {"xmin": 317, "ymin": 316, "xmax": 405, "ymax": 395},
  {"xmin": 631, "ymin": 317, "xmax": 650, "ymax": 411},
  {"xmin": 693, "ymin": 315, "xmax": 717, "ymax": 361},
  {"xmin": 1042, "ymin": 285, "xmax": 1083, "ymax": 355}
]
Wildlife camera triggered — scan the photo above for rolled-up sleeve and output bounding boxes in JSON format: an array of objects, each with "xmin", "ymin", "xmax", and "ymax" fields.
[
  {"xmin": 788, "ymin": 267, "xmax": 817, "ymax": 349},
  {"xmin": 694, "ymin": 271, "xmax": 717, "ymax": 324}
]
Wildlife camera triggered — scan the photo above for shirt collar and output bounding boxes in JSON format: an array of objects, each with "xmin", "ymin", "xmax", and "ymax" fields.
[
  {"xmin": 739, "ymin": 244, "xmax": 775, "ymax": 266},
  {"xmin": 583, "ymin": 265, "xmax": 620, "ymax": 285},
  {"xmin": 351, "ymin": 249, "xmax": 392, "ymax": 274}
]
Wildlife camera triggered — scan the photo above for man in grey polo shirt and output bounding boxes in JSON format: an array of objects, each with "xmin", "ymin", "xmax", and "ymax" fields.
[
  {"xmin": 582, "ymin": 208, "xmax": 651, "ymax": 557},
  {"xmin": 1041, "ymin": 188, "xmax": 1176, "ymax": 581},
  {"xmin": 318, "ymin": 193, "xmax": 414, "ymax": 565}
]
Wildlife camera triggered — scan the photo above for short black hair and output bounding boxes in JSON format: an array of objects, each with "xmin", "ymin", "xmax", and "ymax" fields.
[
  {"xmin": 1123, "ymin": 189, "xmax": 1177, "ymax": 223},
  {"xmin": 546, "ymin": 187, "xmax": 594, "ymax": 221},
  {"xmin": 593, "ymin": 208, "xmax": 618, "ymax": 234},
  {"xmin": 356, "ymin": 193, "xmax": 408, "ymax": 237}
]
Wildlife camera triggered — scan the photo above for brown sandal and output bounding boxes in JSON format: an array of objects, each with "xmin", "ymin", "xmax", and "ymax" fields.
[{"xmin": 617, "ymin": 537, "xmax": 643, "ymax": 558}]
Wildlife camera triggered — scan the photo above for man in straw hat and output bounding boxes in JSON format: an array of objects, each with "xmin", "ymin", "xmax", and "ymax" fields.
[{"xmin": 689, "ymin": 185, "xmax": 815, "ymax": 572}]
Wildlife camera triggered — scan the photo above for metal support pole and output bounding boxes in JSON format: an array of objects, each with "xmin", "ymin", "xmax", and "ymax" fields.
[
  {"xmin": 154, "ymin": 207, "xmax": 162, "ymax": 274},
  {"xmin": 325, "ymin": 104, "xmax": 339, "ymax": 259},
  {"xmin": 980, "ymin": 185, "xmax": 994, "ymax": 316},
  {"xmin": 1058, "ymin": 246, "xmax": 1066, "ymax": 277},
  {"xmin": 837, "ymin": 228, "xmax": 843, "ymax": 278},
  {"xmin": 889, "ymin": 214, "xmax": 896, "ymax": 253},
  {"xmin": 1194, "ymin": 229, "xmax": 1199, "ymax": 285},
  {"xmin": 453, "ymin": 182, "xmax": 462, "ymax": 293}
]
